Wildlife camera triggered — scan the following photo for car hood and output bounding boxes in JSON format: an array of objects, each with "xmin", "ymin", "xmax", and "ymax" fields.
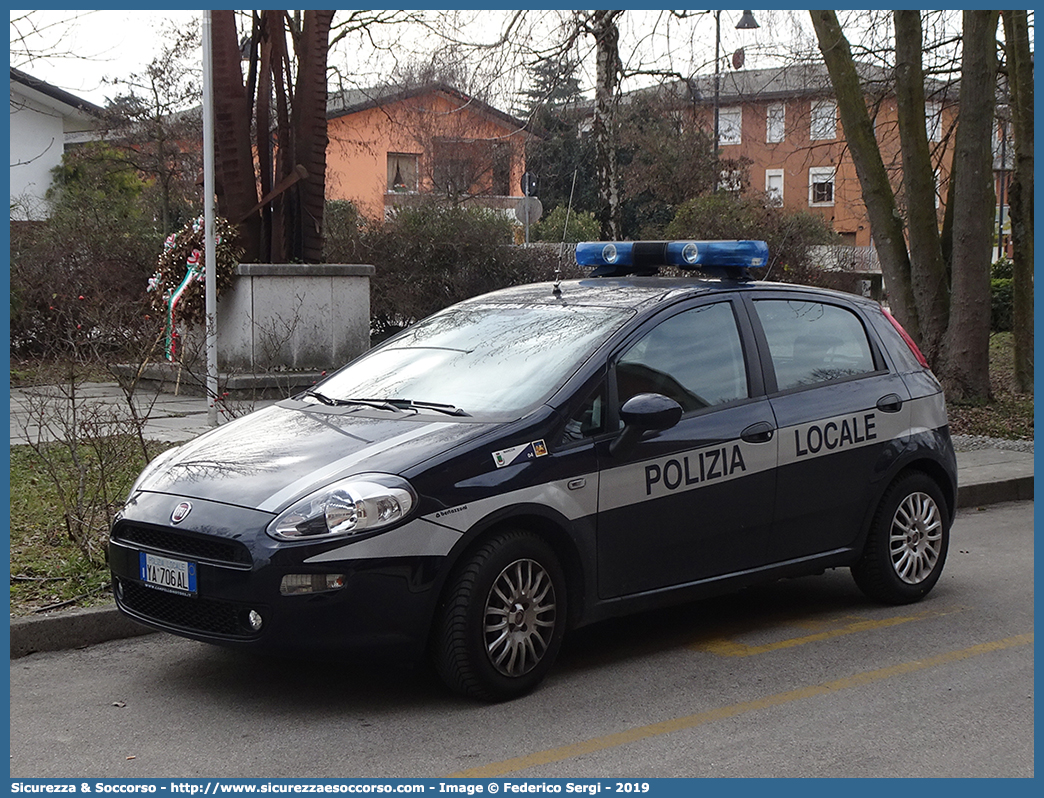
[{"xmin": 134, "ymin": 401, "xmax": 499, "ymax": 513}]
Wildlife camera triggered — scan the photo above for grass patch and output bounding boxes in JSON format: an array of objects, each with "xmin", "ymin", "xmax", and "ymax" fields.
[
  {"xmin": 10, "ymin": 358, "xmax": 116, "ymax": 388},
  {"xmin": 9, "ymin": 438, "xmax": 171, "ymax": 616}
]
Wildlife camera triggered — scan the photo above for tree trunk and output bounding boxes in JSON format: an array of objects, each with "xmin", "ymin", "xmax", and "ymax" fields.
[
  {"xmin": 893, "ymin": 11, "xmax": 949, "ymax": 362},
  {"xmin": 591, "ymin": 10, "xmax": 622, "ymax": 241},
  {"xmin": 810, "ymin": 11, "xmax": 920, "ymax": 345},
  {"xmin": 936, "ymin": 11, "xmax": 998, "ymax": 402},
  {"xmin": 291, "ymin": 10, "xmax": 335, "ymax": 263},
  {"xmin": 210, "ymin": 10, "xmax": 261, "ymax": 262},
  {"xmin": 1002, "ymin": 10, "xmax": 1034, "ymax": 393}
]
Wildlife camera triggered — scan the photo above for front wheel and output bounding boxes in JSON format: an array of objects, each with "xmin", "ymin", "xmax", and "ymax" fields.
[
  {"xmin": 852, "ymin": 470, "xmax": 950, "ymax": 604},
  {"xmin": 433, "ymin": 529, "xmax": 566, "ymax": 701}
]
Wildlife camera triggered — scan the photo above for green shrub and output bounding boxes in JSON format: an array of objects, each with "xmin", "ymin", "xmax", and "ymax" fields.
[
  {"xmin": 530, "ymin": 205, "xmax": 601, "ymax": 243},
  {"xmin": 991, "ymin": 256, "xmax": 1014, "ymax": 280},
  {"xmin": 991, "ymin": 277, "xmax": 1014, "ymax": 332},
  {"xmin": 665, "ymin": 193, "xmax": 837, "ymax": 285},
  {"xmin": 322, "ymin": 200, "xmax": 368, "ymax": 263},
  {"xmin": 11, "ymin": 144, "xmax": 162, "ymax": 359},
  {"xmin": 327, "ymin": 200, "xmax": 558, "ymax": 341}
]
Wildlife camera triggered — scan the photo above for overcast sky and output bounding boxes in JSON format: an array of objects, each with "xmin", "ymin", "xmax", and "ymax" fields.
[
  {"xmin": 11, "ymin": 9, "xmax": 815, "ymax": 110},
  {"xmin": 10, "ymin": 9, "xmax": 199, "ymax": 104}
]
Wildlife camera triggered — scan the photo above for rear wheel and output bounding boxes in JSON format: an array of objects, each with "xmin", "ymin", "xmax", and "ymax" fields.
[
  {"xmin": 433, "ymin": 529, "xmax": 566, "ymax": 701},
  {"xmin": 852, "ymin": 471, "xmax": 949, "ymax": 604}
]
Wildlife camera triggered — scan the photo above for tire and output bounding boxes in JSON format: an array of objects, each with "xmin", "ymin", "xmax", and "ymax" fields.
[
  {"xmin": 852, "ymin": 470, "xmax": 950, "ymax": 604},
  {"xmin": 433, "ymin": 529, "xmax": 567, "ymax": 701}
]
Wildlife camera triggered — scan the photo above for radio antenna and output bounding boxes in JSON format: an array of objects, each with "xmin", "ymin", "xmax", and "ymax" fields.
[{"xmin": 553, "ymin": 168, "xmax": 579, "ymax": 296}]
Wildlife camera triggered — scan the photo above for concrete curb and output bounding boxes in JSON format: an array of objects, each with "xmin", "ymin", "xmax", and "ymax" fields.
[
  {"xmin": 10, "ymin": 604, "xmax": 155, "ymax": 659},
  {"xmin": 11, "ymin": 472, "xmax": 1032, "ymax": 660},
  {"xmin": 957, "ymin": 476, "xmax": 1033, "ymax": 508}
]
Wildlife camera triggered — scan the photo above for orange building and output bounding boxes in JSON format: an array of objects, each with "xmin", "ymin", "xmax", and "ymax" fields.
[
  {"xmin": 653, "ymin": 62, "xmax": 957, "ymax": 249},
  {"xmin": 325, "ymin": 83, "xmax": 530, "ymax": 220}
]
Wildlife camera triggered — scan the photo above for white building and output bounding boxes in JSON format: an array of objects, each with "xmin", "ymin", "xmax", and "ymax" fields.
[{"xmin": 10, "ymin": 67, "xmax": 104, "ymax": 220}]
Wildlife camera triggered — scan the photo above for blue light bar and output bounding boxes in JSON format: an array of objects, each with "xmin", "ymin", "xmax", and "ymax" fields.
[{"xmin": 576, "ymin": 240, "xmax": 769, "ymax": 277}]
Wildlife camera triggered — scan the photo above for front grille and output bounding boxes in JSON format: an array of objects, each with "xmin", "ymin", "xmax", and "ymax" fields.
[
  {"xmin": 114, "ymin": 524, "xmax": 252, "ymax": 566},
  {"xmin": 118, "ymin": 579, "xmax": 258, "ymax": 638}
]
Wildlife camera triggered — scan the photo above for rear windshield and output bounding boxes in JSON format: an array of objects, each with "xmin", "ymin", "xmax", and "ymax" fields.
[{"xmin": 316, "ymin": 303, "xmax": 632, "ymax": 416}]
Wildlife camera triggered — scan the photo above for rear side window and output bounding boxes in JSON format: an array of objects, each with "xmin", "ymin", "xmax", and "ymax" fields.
[
  {"xmin": 616, "ymin": 301, "xmax": 748, "ymax": 412},
  {"xmin": 754, "ymin": 299, "xmax": 876, "ymax": 391}
]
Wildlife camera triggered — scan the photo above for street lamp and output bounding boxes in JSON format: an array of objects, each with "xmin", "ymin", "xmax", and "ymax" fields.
[{"xmin": 713, "ymin": 10, "xmax": 759, "ymax": 192}]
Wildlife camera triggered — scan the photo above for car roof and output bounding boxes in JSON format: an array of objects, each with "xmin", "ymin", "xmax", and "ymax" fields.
[{"xmin": 460, "ymin": 277, "xmax": 880, "ymax": 315}]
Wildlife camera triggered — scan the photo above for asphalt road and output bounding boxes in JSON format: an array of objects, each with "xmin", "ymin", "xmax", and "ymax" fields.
[{"xmin": 10, "ymin": 501, "xmax": 1033, "ymax": 779}]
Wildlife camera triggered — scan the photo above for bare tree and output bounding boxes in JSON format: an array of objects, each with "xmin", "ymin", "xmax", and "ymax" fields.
[
  {"xmin": 934, "ymin": 11, "xmax": 999, "ymax": 400},
  {"xmin": 586, "ymin": 10, "xmax": 624, "ymax": 240},
  {"xmin": 9, "ymin": 10, "xmax": 100, "ymax": 69},
  {"xmin": 1000, "ymin": 10, "xmax": 1033, "ymax": 393},
  {"xmin": 810, "ymin": 10, "xmax": 999, "ymax": 402},
  {"xmin": 209, "ymin": 9, "xmax": 422, "ymax": 264},
  {"xmin": 102, "ymin": 21, "xmax": 203, "ymax": 237},
  {"xmin": 208, "ymin": 10, "xmax": 335, "ymax": 264}
]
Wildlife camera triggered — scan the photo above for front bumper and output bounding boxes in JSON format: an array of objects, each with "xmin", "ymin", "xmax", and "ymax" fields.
[{"xmin": 108, "ymin": 492, "xmax": 447, "ymax": 658}]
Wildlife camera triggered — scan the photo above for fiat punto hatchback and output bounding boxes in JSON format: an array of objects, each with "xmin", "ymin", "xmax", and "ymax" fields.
[{"xmin": 109, "ymin": 240, "xmax": 957, "ymax": 701}]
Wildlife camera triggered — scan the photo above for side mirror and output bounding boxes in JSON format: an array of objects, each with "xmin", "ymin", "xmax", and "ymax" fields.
[{"xmin": 610, "ymin": 393, "xmax": 683, "ymax": 457}]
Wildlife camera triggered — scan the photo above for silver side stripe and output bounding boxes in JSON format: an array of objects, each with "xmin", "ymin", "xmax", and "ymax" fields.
[
  {"xmin": 303, "ymin": 476, "xmax": 603, "ymax": 561},
  {"xmin": 600, "ymin": 436, "xmax": 777, "ymax": 513},
  {"xmin": 258, "ymin": 422, "xmax": 447, "ymax": 512},
  {"xmin": 908, "ymin": 391, "xmax": 949, "ymax": 436},
  {"xmin": 304, "ymin": 518, "xmax": 463, "ymax": 562},
  {"xmin": 420, "ymin": 474, "xmax": 602, "ymax": 533},
  {"xmin": 778, "ymin": 408, "xmax": 903, "ymax": 468},
  {"xmin": 299, "ymin": 394, "xmax": 945, "ymax": 562},
  {"xmin": 597, "ymin": 394, "xmax": 940, "ymax": 513}
]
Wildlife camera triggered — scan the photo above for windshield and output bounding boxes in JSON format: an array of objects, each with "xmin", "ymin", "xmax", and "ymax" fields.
[{"xmin": 314, "ymin": 302, "xmax": 632, "ymax": 416}]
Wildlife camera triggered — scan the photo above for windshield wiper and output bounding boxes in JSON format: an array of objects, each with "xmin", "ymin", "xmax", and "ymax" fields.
[
  {"xmin": 303, "ymin": 391, "xmax": 402, "ymax": 412},
  {"xmin": 386, "ymin": 399, "xmax": 469, "ymax": 417},
  {"xmin": 304, "ymin": 391, "xmax": 466, "ymax": 416}
]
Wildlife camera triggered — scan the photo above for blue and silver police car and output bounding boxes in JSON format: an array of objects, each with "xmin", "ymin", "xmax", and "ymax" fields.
[{"xmin": 109, "ymin": 240, "xmax": 957, "ymax": 701}]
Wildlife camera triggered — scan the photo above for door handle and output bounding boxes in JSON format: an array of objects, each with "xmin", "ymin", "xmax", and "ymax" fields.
[
  {"xmin": 741, "ymin": 421, "xmax": 775, "ymax": 443},
  {"xmin": 876, "ymin": 394, "xmax": 903, "ymax": 413}
]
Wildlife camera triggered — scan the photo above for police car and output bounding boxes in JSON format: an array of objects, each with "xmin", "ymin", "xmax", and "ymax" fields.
[{"xmin": 109, "ymin": 239, "xmax": 957, "ymax": 701}]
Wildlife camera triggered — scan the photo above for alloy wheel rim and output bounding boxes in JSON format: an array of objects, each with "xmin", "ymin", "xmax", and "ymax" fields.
[
  {"xmin": 483, "ymin": 558, "xmax": 557, "ymax": 677},
  {"xmin": 889, "ymin": 491, "xmax": 943, "ymax": 584}
]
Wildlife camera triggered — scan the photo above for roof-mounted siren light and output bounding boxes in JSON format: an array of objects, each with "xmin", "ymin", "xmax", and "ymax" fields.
[{"xmin": 575, "ymin": 240, "xmax": 769, "ymax": 278}]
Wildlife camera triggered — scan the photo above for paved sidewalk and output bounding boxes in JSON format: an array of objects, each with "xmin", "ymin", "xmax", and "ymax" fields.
[
  {"xmin": 10, "ymin": 382, "xmax": 276, "ymax": 445},
  {"xmin": 9, "ymin": 383, "xmax": 1034, "ymax": 658}
]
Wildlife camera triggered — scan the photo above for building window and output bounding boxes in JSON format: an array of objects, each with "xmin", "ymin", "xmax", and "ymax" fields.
[
  {"xmin": 809, "ymin": 167, "xmax": 835, "ymax": 206},
  {"xmin": 387, "ymin": 153, "xmax": 419, "ymax": 193},
  {"xmin": 810, "ymin": 100, "xmax": 837, "ymax": 141},
  {"xmin": 718, "ymin": 107, "xmax": 742, "ymax": 146},
  {"xmin": 766, "ymin": 103, "xmax": 785, "ymax": 143},
  {"xmin": 719, "ymin": 168, "xmax": 744, "ymax": 193},
  {"xmin": 765, "ymin": 169, "xmax": 784, "ymax": 206},
  {"xmin": 926, "ymin": 101, "xmax": 942, "ymax": 142}
]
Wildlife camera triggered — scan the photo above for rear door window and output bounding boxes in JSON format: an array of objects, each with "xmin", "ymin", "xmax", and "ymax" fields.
[{"xmin": 753, "ymin": 299, "xmax": 876, "ymax": 391}]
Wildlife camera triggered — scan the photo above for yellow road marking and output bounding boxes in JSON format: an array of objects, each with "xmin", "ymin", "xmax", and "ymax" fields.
[
  {"xmin": 446, "ymin": 633, "xmax": 1032, "ymax": 778},
  {"xmin": 692, "ymin": 606, "xmax": 960, "ymax": 657}
]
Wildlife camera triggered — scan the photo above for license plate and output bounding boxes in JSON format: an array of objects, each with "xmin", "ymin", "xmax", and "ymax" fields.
[{"xmin": 139, "ymin": 552, "xmax": 197, "ymax": 595}]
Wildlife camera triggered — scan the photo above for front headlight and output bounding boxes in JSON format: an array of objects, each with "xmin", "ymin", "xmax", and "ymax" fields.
[{"xmin": 268, "ymin": 473, "xmax": 417, "ymax": 542}]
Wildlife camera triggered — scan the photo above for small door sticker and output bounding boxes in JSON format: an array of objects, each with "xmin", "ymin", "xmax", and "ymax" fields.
[{"xmin": 492, "ymin": 440, "xmax": 548, "ymax": 468}]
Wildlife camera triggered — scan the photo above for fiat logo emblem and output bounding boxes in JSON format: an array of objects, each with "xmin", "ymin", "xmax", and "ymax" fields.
[{"xmin": 171, "ymin": 502, "xmax": 192, "ymax": 524}]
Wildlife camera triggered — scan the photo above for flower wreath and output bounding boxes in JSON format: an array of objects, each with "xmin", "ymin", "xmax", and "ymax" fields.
[{"xmin": 147, "ymin": 215, "xmax": 243, "ymax": 360}]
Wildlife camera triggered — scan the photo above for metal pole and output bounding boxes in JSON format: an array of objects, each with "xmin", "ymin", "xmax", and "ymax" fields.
[
  {"xmin": 203, "ymin": 11, "xmax": 218, "ymax": 426},
  {"xmin": 713, "ymin": 10, "xmax": 721, "ymax": 193}
]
